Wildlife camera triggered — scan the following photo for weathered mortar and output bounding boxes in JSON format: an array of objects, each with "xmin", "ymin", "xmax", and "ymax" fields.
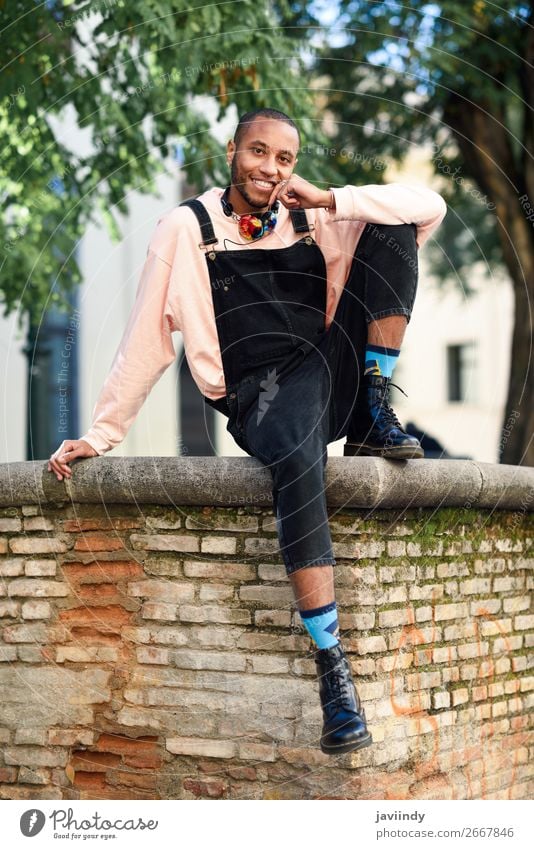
[{"xmin": 0, "ymin": 457, "xmax": 532, "ymax": 800}]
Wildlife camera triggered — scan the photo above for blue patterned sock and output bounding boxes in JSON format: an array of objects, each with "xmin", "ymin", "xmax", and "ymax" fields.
[
  {"xmin": 364, "ymin": 344, "xmax": 400, "ymax": 378},
  {"xmin": 300, "ymin": 601, "xmax": 340, "ymax": 649}
]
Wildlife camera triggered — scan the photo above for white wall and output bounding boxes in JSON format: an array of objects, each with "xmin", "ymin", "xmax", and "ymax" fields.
[
  {"xmin": 0, "ymin": 311, "xmax": 28, "ymax": 463},
  {"xmin": 79, "ymin": 167, "xmax": 183, "ymax": 458},
  {"xmin": 384, "ymin": 263, "xmax": 513, "ymax": 463},
  {"xmin": 0, "ymin": 166, "xmax": 183, "ymax": 463}
]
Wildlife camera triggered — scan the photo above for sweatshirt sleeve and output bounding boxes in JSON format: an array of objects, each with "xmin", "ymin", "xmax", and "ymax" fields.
[
  {"xmin": 329, "ymin": 182, "xmax": 447, "ymax": 248},
  {"xmin": 78, "ymin": 215, "xmax": 180, "ymax": 456}
]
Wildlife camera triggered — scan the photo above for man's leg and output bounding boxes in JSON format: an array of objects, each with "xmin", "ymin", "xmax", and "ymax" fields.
[
  {"xmin": 289, "ymin": 563, "xmax": 334, "ymax": 610},
  {"xmin": 367, "ymin": 314, "xmax": 407, "ymax": 350},
  {"xmin": 288, "ymin": 562, "xmax": 371, "ymax": 755},
  {"xmin": 290, "ymin": 564, "xmax": 338, "ymax": 649},
  {"xmin": 236, "ymin": 363, "xmax": 371, "ymax": 755},
  {"xmin": 331, "ymin": 222, "xmax": 423, "ymax": 458}
]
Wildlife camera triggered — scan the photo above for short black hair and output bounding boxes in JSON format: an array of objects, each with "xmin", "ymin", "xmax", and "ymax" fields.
[{"xmin": 233, "ymin": 108, "xmax": 300, "ymax": 148}]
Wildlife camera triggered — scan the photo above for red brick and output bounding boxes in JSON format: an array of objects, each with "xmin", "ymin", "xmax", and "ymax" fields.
[
  {"xmin": 110, "ymin": 769, "xmax": 158, "ymax": 790},
  {"xmin": 472, "ymin": 685, "xmax": 488, "ymax": 701},
  {"xmin": 78, "ymin": 783, "xmax": 157, "ymax": 800},
  {"xmin": 58, "ymin": 605, "xmax": 131, "ymax": 630},
  {"xmin": 182, "ymin": 778, "xmax": 202, "ymax": 796},
  {"xmin": 198, "ymin": 760, "xmax": 223, "ymax": 774},
  {"xmin": 227, "ymin": 766, "xmax": 257, "ymax": 781},
  {"xmin": 62, "ymin": 561, "xmax": 144, "ymax": 583},
  {"xmin": 122, "ymin": 754, "xmax": 163, "ymax": 769},
  {"xmin": 73, "ymin": 771, "xmax": 108, "ymax": 790},
  {"xmin": 94, "ymin": 734, "xmax": 159, "ymax": 756},
  {"xmin": 183, "ymin": 778, "xmax": 227, "ymax": 798},
  {"xmin": 70, "ymin": 751, "xmax": 121, "ymax": 772},
  {"xmin": 106, "ymin": 788, "xmax": 158, "ymax": 799},
  {"xmin": 68, "ymin": 628, "xmax": 121, "ymax": 645},
  {"xmin": 76, "ymin": 584, "xmax": 127, "ymax": 603},
  {"xmin": 73, "ymin": 534, "xmax": 127, "ymax": 552}
]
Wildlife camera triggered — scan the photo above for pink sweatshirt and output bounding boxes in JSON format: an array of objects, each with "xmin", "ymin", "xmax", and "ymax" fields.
[{"xmin": 79, "ymin": 183, "xmax": 447, "ymax": 455}]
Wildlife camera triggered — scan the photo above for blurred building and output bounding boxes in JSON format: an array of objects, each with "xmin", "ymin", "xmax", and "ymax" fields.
[
  {"xmin": 1, "ymin": 149, "xmax": 513, "ymax": 465},
  {"xmin": 386, "ymin": 267, "xmax": 513, "ymax": 462}
]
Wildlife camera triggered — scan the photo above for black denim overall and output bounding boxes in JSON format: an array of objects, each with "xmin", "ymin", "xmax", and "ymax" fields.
[{"xmin": 181, "ymin": 198, "xmax": 418, "ymax": 574}]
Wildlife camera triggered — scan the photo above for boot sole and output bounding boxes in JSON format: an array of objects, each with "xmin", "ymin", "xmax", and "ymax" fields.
[
  {"xmin": 344, "ymin": 444, "xmax": 424, "ymax": 460},
  {"xmin": 320, "ymin": 731, "xmax": 373, "ymax": 756}
]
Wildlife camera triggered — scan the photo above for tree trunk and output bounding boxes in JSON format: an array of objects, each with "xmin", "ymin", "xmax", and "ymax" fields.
[
  {"xmin": 443, "ymin": 96, "xmax": 534, "ymax": 466},
  {"xmin": 494, "ymin": 204, "xmax": 534, "ymax": 466},
  {"xmin": 501, "ymin": 274, "xmax": 534, "ymax": 465}
]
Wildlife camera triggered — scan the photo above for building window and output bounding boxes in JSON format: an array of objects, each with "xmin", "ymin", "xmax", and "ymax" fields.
[{"xmin": 447, "ymin": 343, "xmax": 477, "ymax": 403}]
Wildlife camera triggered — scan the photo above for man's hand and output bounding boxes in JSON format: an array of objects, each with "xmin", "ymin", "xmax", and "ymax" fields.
[
  {"xmin": 48, "ymin": 439, "xmax": 98, "ymax": 481},
  {"xmin": 268, "ymin": 174, "xmax": 333, "ymax": 210}
]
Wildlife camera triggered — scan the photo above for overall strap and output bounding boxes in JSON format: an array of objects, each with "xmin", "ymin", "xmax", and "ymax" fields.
[
  {"xmin": 180, "ymin": 198, "xmax": 218, "ymax": 247},
  {"xmin": 180, "ymin": 197, "xmax": 311, "ymax": 245},
  {"xmin": 289, "ymin": 208, "xmax": 311, "ymax": 234}
]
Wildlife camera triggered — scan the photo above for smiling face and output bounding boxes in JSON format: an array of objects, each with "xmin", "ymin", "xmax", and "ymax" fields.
[{"xmin": 226, "ymin": 117, "xmax": 299, "ymax": 214}]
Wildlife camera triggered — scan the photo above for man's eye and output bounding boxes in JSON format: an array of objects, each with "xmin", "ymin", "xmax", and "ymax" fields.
[{"xmin": 253, "ymin": 147, "xmax": 264, "ymax": 154}]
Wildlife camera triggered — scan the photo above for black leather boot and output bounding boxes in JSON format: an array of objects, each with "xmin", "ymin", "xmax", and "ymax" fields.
[
  {"xmin": 314, "ymin": 642, "xmax": 372, "ymax": 755},
  {"xmin": 344, "ymin": 374, "xmax": 423, "ymax": 459}
]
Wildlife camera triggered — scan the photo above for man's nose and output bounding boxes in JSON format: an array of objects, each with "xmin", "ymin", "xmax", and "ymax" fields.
[{"xmin": 258, "ymin": 156, "xmax": 278, "ymax": 176}]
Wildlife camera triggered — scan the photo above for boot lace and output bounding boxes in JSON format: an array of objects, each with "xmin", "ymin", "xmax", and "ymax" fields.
[
  {"xmin": 327, "ymin": 658, "xmax": 354, "ymax": 711},
  {"xmin": 375, "ymin": 380, "xmax": 408, "ymax": 431}
]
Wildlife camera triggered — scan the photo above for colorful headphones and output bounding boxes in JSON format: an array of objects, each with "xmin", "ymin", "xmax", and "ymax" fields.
[{"xmin": 221, "ymin": 186, "xmax": 279, "ymax": 241}]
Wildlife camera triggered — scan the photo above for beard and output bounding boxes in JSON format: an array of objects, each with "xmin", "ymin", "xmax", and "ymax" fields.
[{"xmin": 230, "ymin": 158, "xmax": 270, "ymax": 210}]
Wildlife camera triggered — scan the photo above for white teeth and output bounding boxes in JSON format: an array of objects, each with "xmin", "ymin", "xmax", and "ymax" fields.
[{"xmin": 252, "ymin": 179, "xmax": 273, "ymax": 188}]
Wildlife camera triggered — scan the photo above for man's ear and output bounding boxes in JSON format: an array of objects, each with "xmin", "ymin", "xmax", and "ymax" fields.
[{"xmin": 226, "ymin": 139, "xmax": 235, "ymax": 166}]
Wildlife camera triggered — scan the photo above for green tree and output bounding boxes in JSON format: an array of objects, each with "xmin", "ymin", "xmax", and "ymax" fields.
[
  {"xmin": 317, "ymin": 0, "xmax": 534, "ymax": 466},
  {"xmin": 0, "ymin": 0, "xmax": 333, "ymax": 326}
]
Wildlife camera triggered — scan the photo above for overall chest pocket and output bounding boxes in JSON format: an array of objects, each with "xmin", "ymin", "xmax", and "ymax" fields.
[
  {"xmin": 211, "ymin": 257, "xmax": 296, "ymax": 367},
  {"xmin": 211, "ymin": 241, "xmax": 327, "ymax": 369}
]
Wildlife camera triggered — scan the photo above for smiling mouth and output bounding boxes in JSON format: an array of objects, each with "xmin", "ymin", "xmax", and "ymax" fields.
[{"xmin": 251, "ymin": 178, "xmax": 276, "ymax": 190}]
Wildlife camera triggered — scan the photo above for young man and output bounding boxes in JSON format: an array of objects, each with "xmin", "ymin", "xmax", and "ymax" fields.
[{"xmin": 49, "ymin": 107, "xmax": 446, "ymax": 755}]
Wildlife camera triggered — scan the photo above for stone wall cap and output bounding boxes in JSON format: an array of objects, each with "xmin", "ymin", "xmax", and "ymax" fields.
[{"xmin": 0, "ymin": 457, "xmax": 533, "ymax": 511}]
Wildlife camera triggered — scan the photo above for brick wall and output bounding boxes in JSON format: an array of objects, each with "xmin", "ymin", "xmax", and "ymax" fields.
[{"xmin": 0, "ymin": 501, "xmax": 532, "ymax": 800}]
